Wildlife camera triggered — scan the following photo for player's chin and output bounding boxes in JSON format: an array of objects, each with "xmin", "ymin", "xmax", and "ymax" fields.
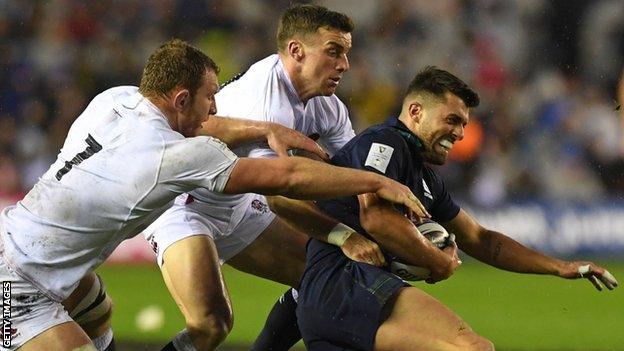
[
  {"xmin": 426, "ymin": 152, "xmax": 448, "ymax": 165},
  {"xmin": 322, "ymin": 85, "xmax": 338, "ymax": 96}
]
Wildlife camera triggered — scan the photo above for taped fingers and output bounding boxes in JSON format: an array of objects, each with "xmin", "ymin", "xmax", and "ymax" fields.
[
  {"xmin": 588, "ymin": 275, "xmax": 603, "ymax": 291},
  {"xmin": 578, "ymin": 265, "xmax": 619, "ymax": 291},
  {"xmin": 599, "ymin": 270, "xmax": 618, "ymax": 290}
]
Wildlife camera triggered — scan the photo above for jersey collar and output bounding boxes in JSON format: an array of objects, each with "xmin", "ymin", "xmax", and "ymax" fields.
[{"xmin": 384, "ymin": 117, "xmax": 424, "ymax": 151}]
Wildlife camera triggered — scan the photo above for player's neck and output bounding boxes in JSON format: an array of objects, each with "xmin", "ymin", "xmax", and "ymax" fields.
[
  {"xmin": 280, "ymin": 55, "xmax": 316, "ymax": 104},
  {"xmin": 147, "ymin": 96, "xmax": 177, "ymax": 130},
  {"xmin": 398, "ymin": 113, "xmax": 414, "ymax": 131}
]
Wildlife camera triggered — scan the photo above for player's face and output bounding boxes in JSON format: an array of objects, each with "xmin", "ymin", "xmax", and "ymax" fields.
[
  {"xmin": 418, "ymin": 93, "xmax": 469, "ymax": 165},
  {"xmin": 179, "ymin": 69, "xmax": 219, "ymax": 137},
  {"xmin": 300, "ymin": 27, "xmax": 351, "ymax": 98}
]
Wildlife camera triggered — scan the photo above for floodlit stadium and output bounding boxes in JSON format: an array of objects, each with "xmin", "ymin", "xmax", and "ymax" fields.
[{"xmin": 1, "ymin": 1, "xmax": 623, "ymax": 350}]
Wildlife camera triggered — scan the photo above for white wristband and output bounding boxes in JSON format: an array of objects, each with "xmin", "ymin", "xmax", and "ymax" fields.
[{"xmin": 327, "ymin": 223, "xmax": 354, "ymax": 246}]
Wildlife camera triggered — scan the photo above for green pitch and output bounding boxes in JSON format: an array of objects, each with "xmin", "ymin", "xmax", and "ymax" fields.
[{"xmin": 97, "ymin": 260, "xmax": 624, "ymax": 350}]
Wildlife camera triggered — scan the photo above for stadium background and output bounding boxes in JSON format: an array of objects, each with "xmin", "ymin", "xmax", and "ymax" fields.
[{"xmin": 1, "ymin": 0, "xmax": 623, "ymax": 350}]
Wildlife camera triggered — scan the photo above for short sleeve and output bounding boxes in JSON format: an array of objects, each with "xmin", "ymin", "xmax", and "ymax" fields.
[{"xmin": 160, "ymin": 136, "xmax": 239, "ymax": 192}]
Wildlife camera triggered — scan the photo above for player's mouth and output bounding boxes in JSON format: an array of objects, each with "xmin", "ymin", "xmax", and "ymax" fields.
[
  {"xmin": 437, "ymin": 139, "xmax": 454, "ymax": 154},
  {"xmin": 328, "ymin": 77, "xmax": 341, "ymax": 87}
]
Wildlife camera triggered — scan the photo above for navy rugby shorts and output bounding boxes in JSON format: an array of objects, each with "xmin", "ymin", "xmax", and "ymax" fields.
[{"xmin": 296, "ymin": 239, "xmax": 409, "ymax": 351}]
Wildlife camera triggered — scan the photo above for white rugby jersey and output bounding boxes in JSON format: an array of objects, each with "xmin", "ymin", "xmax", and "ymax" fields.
[
  {"xmin": 0, "ymin": 86, "xmax": 238, "ymax": 301},
  {"xmin": 188, "ymin": 54, "xmax": 355, "ymax": 205}
]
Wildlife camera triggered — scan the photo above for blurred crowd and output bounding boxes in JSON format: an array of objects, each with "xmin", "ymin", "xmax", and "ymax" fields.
[{"xmin": 2, "ymin": 0, "xmax": 624, "ymax": 207}]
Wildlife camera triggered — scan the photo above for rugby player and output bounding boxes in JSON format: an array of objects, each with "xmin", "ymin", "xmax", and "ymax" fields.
[
  {"xmin": 0, "ymin": 39, "xmax": 426, "ymax": 351},
  {"xmin": 141, "ymin": 5, "xmax": 393, "ymax": 350},
  {"xmin": 295, "ymin": 67, "xmax": 619, "ymax": 350}
]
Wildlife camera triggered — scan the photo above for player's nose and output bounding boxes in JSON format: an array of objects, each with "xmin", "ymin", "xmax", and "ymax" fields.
[
  {"xmin": 337, "ymin": 54, "xmax": 349, "ymax": 72},
  {"xmin": 452, "ymin": 124, "xmax": 464, "ymax": 141}
]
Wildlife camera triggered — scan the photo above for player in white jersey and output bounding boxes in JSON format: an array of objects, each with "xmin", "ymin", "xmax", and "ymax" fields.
[
  {"xmin": 0, "ymin": 39, "xmax": 428, "ymax": 351},
  {"xmin": 141, "ymin": 6, "xmax": 387, "ymax": 350}
]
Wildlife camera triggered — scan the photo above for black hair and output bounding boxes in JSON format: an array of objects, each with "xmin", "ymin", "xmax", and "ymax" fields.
[{"xmin": 406, "ymin": 66, "xmax": 479, "ymax": 108}]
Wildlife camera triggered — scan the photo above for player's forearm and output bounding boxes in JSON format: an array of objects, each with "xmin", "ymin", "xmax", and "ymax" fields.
[
  {"xmin": 200, "ymin": 116, "xmax": 270, "ymax": 149},
  {"xmin": 225, "ymin": 157, "xmax": 386, "ymax": 200},
  {"xmin": 462, "ymin": 229, "xmax": 566, "ymax": 275},
  {"xmin": 360, "ymin": 198, "xmax": 453, "ymax": 271},
  {"xmin": 267, "ymin": 196, "xmax": 338, "ymax": 240},
  {"xmin": 280, "ymin": 157, "xmax": 388, "ymax": 200}
]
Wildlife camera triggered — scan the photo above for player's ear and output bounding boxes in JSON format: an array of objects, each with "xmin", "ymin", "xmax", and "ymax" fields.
[
  {"xmin": 287, "ymin": 40, "xmax": 304, "ymax": 62},
  {"xmin": 408, "ymin": 102, "xmax": 424, "ymax": 123},
  {"xmin": 173, "ymin": 89, "xmax": 191, "ymax": 111}
]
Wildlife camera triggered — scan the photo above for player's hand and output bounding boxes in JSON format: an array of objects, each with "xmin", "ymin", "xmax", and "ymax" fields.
[
  {"xmin": 559, "ymin": 261, "xmax": 619, "ymax": 291},
  {"xmin": 426, "ymin": 234, "xmax": 461, "ymax": 284},
  {"xmin": 374, "ymin": 177, "xmax": 430, "ymax": 220},
  {"xmin": 265, "ymin": 123, "xmax": 330, "ymax": 162},
  {"xmin": 341, "ymin": 232, "xmax": 386, "ymax": 267}
]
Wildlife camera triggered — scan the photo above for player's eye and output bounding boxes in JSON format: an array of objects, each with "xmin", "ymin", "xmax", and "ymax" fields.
[{"xmin": 327, "ymin": 49, "xmax": 339, "ymax": 57}]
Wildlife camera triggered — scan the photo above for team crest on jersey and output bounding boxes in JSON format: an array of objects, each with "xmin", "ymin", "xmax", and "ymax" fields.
[{"xmin": 251, "ymin": 199, "xmax": 269, "ymax": 214}]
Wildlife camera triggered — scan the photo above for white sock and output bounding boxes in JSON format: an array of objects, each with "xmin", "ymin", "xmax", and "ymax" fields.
[{"xmin": 92, "ymin": 327, "xmax": 113, "ymax": 351}]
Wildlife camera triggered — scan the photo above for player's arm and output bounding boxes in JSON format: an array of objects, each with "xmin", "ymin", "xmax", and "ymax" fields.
[
  {"xmin": 200, "ymin": 116, "xmax": 329, "ymax": 161},
  {"xmin": 222, "ymin": 156, "xmax": 428, "ymax": 218},
  {"xmin": 443, "ymin": 209, "xmax": 618, "ymax": 290},
  {"xmin": 358, "ymin": 193, "xmax": 460, "ymax": 282},
  {"xmin": 267, "ymin": 196, "xmax": 385, "ymax": 266}
]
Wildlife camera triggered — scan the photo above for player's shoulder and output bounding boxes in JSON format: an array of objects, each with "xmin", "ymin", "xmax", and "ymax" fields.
[
  {"xmin": 167, "ymin": 135, "xmax": 231, "ymax": 154},
  {"xmin": 357, "ymin": 122, "xmax": 407, "ymax": 148},
  {"xmin": 164, "ymin": 136, "xmax": 237, "ymax": 169},
  {"xmin": 219, "ymin": 55, "xmax": 278, "ymax": 92},
  {"xmin": 93, "ymin": 86, "xmax": 139, "ymax": 104},
  {"xmin": 334, "ymin": 123, "xmax": 407, "ymax": 164}
]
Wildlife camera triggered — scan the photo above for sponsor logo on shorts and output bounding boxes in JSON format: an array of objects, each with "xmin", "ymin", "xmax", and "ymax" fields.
[
  {"xmin": 251, "ymin": 199, "xmax": 269, "ymax": 214},
  {"xmin": 1, "ymin": 281, "xmax": 13, "ymax": 347}
]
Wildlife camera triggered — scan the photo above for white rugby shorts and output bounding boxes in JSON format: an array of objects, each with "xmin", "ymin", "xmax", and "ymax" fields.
[
  {"xmin": 0, "ymin": 257, "xmax": 73, "ymax": 350},
  {"xmin": 144, "ymin": 193, "xmax": 276, "ymax": 267}
]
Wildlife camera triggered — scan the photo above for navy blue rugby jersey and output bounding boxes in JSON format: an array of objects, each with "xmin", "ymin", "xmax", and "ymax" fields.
[{"xmin": 316, "ymin": 117, "xmax": 460, "ymax": 240}]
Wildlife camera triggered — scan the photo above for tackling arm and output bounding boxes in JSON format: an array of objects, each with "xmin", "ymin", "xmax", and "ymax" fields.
[
  {"xmin": 444, "ymin": 209, "xmax": 618, "ymax": 290},
  {"xmin": 358, "ymin": 193, "xmax": 459, "ymax": 282},
  {"xmin": 267, "ymin": 196, "xmax": 385, "ymax": 266},
  {"xmin": 223, "ymin": 156, "xmax": 429, "ymax": 218},
  {"xmin": 200, "ymin": 116, "xmax": 329, "ymax": 161}
]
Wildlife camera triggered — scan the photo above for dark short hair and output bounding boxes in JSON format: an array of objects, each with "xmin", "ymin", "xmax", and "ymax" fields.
[
  {"xmin": 406, "ymin": 66, "xmax": 480, "ymax": 108},
  {"xmin": 276, "ymin": 4, "xmax": 354, "ymax": 52},
  {"xmin": 139, "ymin": 39, "xmax": 219, "ymax": 99}
]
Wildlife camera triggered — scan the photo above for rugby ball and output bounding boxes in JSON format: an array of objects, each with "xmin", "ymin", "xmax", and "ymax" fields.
[{"xmin": 390, "ymin": 219, "xmax": 451, "ymax": 281}]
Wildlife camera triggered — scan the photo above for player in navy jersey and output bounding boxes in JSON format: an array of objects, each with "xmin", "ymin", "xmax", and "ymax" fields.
[{"xmin": 294, "ymin": 67, "xmax": 618, "ymax": 351}]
